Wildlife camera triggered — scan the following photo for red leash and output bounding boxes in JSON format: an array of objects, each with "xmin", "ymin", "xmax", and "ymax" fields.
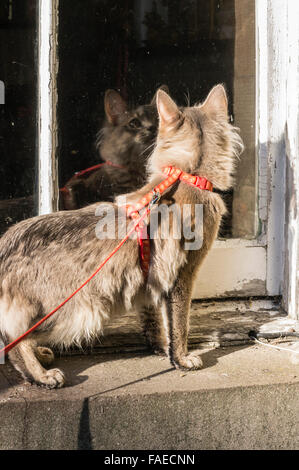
[
  {"xmin": 0, "ymin": 205, "xmax": 149, "ymax": 357},
  {"xmin": 0, "ymin": 167, "xmax": 212, "ymax": 356}
]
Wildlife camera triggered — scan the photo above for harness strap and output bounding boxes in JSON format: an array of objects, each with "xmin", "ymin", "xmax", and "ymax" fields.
[
  {"xmin": 72, "ymin": 160, "xmax": 125, "ymax": 179},
  {"xmin": 60, "ymin": 161, "xmax": 126, "ymax": 198},
  {"xmin": 127, "ymin": 166, "xmax": 213, "ymax": 279},
  {"xmin": 165, "ymin": 166, "xmax": 213, "ymax": 192}
]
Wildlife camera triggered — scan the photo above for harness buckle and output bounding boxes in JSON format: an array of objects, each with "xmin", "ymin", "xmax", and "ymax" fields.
[{"xmin": 149, "ymin": 190, "xmax": 161, "ymax": 209}]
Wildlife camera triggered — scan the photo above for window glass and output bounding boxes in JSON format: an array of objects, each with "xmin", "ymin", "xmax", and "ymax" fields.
[
  {"xmin": 58, "ymin": 0, "xmax": 256, "ymax": 238},
  {"xmin": 0, "ymin": 0, "xmax": 38, "ymax": 235},
  {"xmin": 0, "ymin": 1, "xmax": 255, "ymax": 239}
]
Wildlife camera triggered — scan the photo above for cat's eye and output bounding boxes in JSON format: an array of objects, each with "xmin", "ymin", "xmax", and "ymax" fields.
[{"xmin": 129, "ymin": 118, "xmax": 142, "ymax": 129}]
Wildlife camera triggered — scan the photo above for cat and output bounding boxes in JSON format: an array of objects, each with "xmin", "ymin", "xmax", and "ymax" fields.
[
  {"xmin": 60, "ymin": 88, "xmax": 165, "ymax": 210},
  {"xmin": 0, "ymin": 85, "xmax": 243, "ymax": 388}
]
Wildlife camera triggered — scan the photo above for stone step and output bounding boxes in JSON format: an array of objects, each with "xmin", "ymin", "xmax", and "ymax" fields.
[{"xmin": 1, "ymin": 340, "xmax": 299, "ymax": 450}]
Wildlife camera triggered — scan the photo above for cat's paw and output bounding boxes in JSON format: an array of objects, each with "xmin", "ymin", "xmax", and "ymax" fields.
[
  {"xmin": 172, "ymin": 350, "xmax": 203, "ymax": 370},
  {"xmin": 145, "ymin": 336, "xmax": 168, "ymax": 356},
  {"xmin": 151, "ymin": 346, "xmax": 167, "ymax": 357},
  {"xmin": 154, "ymin": 349, "xmax": 167, "ymax": 357},
  {"xmin": 36, "ymin": 368, "xmax": 65, "ymax": 389}
]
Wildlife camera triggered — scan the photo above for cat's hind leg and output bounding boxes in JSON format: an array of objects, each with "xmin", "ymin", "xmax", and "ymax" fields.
[
  {"xmin": 0, "ymin": 293, "xmax": 64, "ymax": 388},
  {"xmin": 35, "ymin": 346, "xmax": 55, "ymax": 367},
  {"xmin": 8, "ymin": 338, "xmax": 65, "ymax": 389}
]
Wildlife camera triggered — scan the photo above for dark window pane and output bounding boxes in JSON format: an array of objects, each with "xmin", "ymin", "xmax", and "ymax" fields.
[
  {"xmin": 0, "ymin": 0, "xmax": 38, "ymax": 235},
  {"xmin": 58, "ymin": 0, "xmax": 255, "ymax": 238}
]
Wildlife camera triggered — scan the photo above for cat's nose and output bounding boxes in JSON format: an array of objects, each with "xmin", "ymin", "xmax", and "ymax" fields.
[{"xmin": 148, "ymin": 126, "xmax": 156, "ymax": 134}]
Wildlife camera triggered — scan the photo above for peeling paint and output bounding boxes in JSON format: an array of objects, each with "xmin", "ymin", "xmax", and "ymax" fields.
[
  {"xmin": 38, "ymin": 0, "xmax": 59, "ymax": 215},
  {"xmin": 192, "ymin": 246, "xmax": 266, "ymax": 299},
  {"xmin": 223, "ymin": 279, "xmax": 266, "ymax": 298}
]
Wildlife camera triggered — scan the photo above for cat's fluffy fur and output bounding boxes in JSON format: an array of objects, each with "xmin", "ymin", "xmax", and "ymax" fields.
[{"xmin": 0, "ymin": 85, "xmax": 243, "ymax": 388}]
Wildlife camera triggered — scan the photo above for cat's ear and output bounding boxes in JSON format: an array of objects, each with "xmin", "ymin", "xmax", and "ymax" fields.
[
  {"xmin": 104, "ymin": 89, "xmax": 127, "ymax": 125},
  {"xmin": 200, "ymin": 84, "xmax": 228, "ymax": 120},
  {"xmin": 150, "ymin": 85, "xmax": 169, "ymax": 106},
  {"xmin": 156, "ymin": 89, "xmax": 180, "ymax": 129}
]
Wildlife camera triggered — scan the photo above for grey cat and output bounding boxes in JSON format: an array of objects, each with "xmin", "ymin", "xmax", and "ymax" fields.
[
  {"xmin": 60, "ymin": 88, "xmax": 164, "ymax": 210},
  {"xmin": 0, "ymin": 85, "xmax": 243, "ymax": 388}
]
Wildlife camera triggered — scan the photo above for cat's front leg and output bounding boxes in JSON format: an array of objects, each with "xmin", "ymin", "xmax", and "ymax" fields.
[
  {"xmin": 163, "ymin": 277, "xmax": 203, "ymax": 370},
  {"xmin": 138, "ymin": 304, "xmax": 168, "ymax": 356}
]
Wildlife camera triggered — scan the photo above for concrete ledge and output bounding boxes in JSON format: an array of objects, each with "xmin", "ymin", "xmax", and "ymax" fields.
[{"xmin": 1, "ymin": 343, "xmax": 299, "ymax": 450}]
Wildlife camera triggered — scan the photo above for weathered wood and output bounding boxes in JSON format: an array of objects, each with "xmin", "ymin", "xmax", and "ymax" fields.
[
  {"xmin": 283, "ymin": 0, "xmax": 299, "ymax": 320},
  {"xmin": 192, "ymin": 243, "xmax": 266, "ymax": 298},
  {"xmin": 232, "ymin": 0, "xmax": 256, "ymax": 238},
  {"xmin": 258, "ymin": 0, "xmax": 287, "ymax": 296},
  {"xmin": 38, "ymin": 0, "xmax": 59, "ymax": 215}
]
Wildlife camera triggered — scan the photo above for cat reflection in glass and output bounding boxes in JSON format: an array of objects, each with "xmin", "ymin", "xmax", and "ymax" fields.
[{"xmin": 60, "ymin": 87, "xmax": 167, "ymax": 210}]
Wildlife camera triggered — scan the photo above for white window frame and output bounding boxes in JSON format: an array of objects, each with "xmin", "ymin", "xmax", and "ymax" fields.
[
  {"xmin": 37, "ymin": 0, "xmax": 59, "ymax": 215},
  {"xmin": 37, "ymin": 0, "xmax": 299, "ymax": 318},
  {"xmin": 256, "ymin": 0, "xmax": 298, "ymax": 319}
]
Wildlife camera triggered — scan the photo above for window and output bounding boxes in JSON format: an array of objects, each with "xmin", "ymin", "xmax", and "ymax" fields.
[
  {"xmin": 0, "ymin": 0, "xmax": 298, "ymax": 316},
  {"xmin": 57, "ymin": 0, "xmax": 256, "ymax": 239},
  {"xmin": 0, "ymin": 0, "xmax": 38, "ymax": 234}
]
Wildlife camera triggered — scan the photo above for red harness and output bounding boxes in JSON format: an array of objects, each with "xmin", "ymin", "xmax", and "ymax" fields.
[{"xmin": 127, "ymin": 166, "xmax": 213, "ymax": 279}]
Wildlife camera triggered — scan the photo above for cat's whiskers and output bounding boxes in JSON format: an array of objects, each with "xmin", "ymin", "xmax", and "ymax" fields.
[
  {"xmin": 184, "ymin": 90, "xmax": 190, "ymax": 107},
  {"xmin": 140, "ymin": 140, "xmax": 156, "ymax": 156},
  {"xmin": 95, "ymin": 128, "xmax": 104, "ymax": 152}
]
